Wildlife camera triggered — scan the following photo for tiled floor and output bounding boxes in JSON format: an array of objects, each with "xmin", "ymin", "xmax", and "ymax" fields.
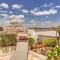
[
  {"xmin": 28, "ymin": 51, "xmax": 46, "ymax": 60},
  {"xmin": 0, "ymin": 50, "xmax": 46, "ymax": 60},
  {"xmin": 0, "ymin": 54, "xmax": 12, "ymax": 60}
]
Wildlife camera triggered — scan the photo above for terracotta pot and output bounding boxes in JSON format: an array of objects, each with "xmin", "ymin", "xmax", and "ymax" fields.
[
  {"xmin": 28, "ymin": 45, "xmax": 31, "ymax": 50},
  {"xmin": 28, "ymin": 45, "xmax": 33, "ymax": 50}
]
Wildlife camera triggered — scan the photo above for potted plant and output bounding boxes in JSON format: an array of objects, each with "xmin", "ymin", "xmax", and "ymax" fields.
[
  {"xmin": 47, "ymin": 45, "xmax": 60, "ymax": 60},
  {"xmin": 28, "ymin": 37, "xmax": 34, "ymax": 50}
]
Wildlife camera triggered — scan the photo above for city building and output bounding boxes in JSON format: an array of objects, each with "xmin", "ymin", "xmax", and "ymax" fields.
[{"xmin": 3, "ymin": 17, "xmax": 27, "ymax": 34}]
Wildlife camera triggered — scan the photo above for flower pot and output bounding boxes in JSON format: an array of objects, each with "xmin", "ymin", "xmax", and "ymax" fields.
[{"xmin": 28, "ymin": 45, "xmax": 32, "ymax": 50}]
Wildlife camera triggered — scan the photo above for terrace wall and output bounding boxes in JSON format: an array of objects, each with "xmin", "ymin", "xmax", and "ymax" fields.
[{"xmin": 28, "ymin": 28, "xmax": 59, "ymax": 43}]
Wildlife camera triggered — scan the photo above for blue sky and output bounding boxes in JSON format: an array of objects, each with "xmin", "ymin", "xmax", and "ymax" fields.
[{"xmin": 0, "ymin": 0, "xmax": 60, "ymax": 27}]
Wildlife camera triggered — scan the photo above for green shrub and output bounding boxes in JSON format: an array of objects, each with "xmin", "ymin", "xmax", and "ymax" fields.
[
  {"xmin": 42, "ymin": 38, "xmax": 57, "ymax": 47},
  {"xmin": 28, "ymin": 37, "xmax": 34, "ymax": 46},
  {"xmin": 47, "ymin": 45, "xmax": 60, "ymax": 60},
  {"xmin": 0, "ymin": 33, "xmax": 17, "ymax": 47}
]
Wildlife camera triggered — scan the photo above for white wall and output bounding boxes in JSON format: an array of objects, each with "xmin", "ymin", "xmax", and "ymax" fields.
[
  {"xmin": 28, "ymin": 29, "xmax": 59, "ymax": 42},
  {"xmin": 28, "ymin": 29, "xmax": 36, "ymax": 38},
  {"xmin": 35, "ymin": 31, "xmax": 57, "ymax": 36}
]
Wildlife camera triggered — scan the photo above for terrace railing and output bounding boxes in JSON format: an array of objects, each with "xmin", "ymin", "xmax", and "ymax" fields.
[{"xmin": 37, "ymin": 35, "xmax": 59, "ymax": 44}]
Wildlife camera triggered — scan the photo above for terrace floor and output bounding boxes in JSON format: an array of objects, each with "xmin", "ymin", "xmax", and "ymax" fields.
[{"xmin": 0, "ymin": 50, "xmax": 46, "ymax": 60}]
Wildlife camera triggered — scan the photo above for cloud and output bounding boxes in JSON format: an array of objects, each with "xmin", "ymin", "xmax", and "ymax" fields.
[
  {"xmin": 41, "ymin": 21, "xmax": 51, "ymax": 25},
  {"xmin": 0, "ymin": 14, "xmax": 8, "ymax": 16},
  {"xmin": 0, "ymin": 14, "xmax": 24, "ymax": 21},
  {"xmin": 49, "ymin": 9, "xmax": 57, "ymax": 14},
  {"xmin": 31, "ymin": 9, "xmax": 57, "ymax": 16},
  {"xmin": 42, "ymin": 4, "xmax": 48, "ymax": 7},
  {"xmin": 15, "ymin": 15, "xmax": 24, "ymax": 19},
  {"xmin": 0, "ymin": 14, "xmax": 9, "ymax": 26},
  {"xmin": 22, "ymin": 9, "xmax": 29, "ymax": 13},
  {"xmin": 12, "ymin": 4, "xmax": 23, "ymax": 9},
  {"xmin": 0, "ymin": 14, "xmax": 9, "ymax": 18},
  {"xmin": 33, "ymin": 7, "xmax": 40, "ymax": 11},
  {"xmin": 41, "ymin": 2, "xmax": 54, "ymax": 8},
  {"xmin": 0, "ymin": 10, "xmax": 7, "ymax": 13},
  {"xmin": 41, "ymin": 3, "xmax": 60, "ymax": 9},
  {"xmin": 56, "ymin": 5, "xmax": 60, "ymax": 8},
  {"xmin": 0, "ymin": 13, "xmax": 25, "ymax": 26},
  {"xmin": 30, "ymin": 20, "xmax": 35, "ymax": 23},
  {"xmin": 0, "ymin": 14, "xmax": 25, "ymax": 26},
  {"xmin": 29, "ymin": 20, "xmax": 39, "ymax": 23},
  {"xmin": 0, "ymin": 3, "xmax": 9, "ymax": 9},
  {"xmin": 9, "ymin": 11, "xmax": 13, "ymax": 14},
  {"xmin": 43, "ymin": 21, "xmax": 51, "ymax": 24},
  {"xmin": 9, "ymin": 15, "xmax": 25, "ymax": 23},
  {"xmin": 49, "ymin": 2, "xmax": 54, "ymax": 6},
  {"xmin": 9, "ymin": 15, "xmax": 24, "ymax": 19}
]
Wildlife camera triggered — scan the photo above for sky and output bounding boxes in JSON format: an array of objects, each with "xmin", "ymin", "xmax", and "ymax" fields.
[{"xmin": 0, "ymin": 0, "xmax": 60, "ymax": 27}]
